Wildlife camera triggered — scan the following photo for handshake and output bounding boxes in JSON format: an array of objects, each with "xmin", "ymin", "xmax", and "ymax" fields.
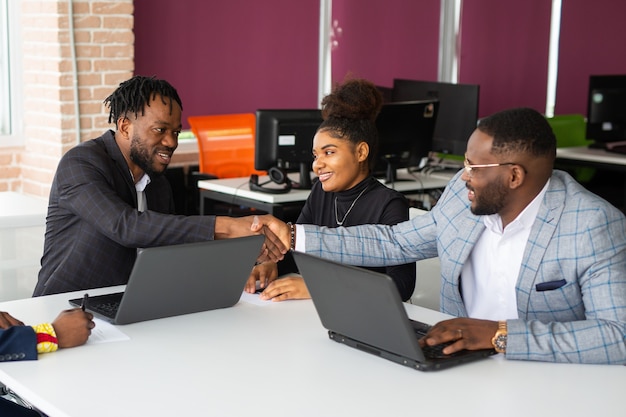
[{"xmin": 218, "ymin": 214, "xmax": 293, "ymax": 264}]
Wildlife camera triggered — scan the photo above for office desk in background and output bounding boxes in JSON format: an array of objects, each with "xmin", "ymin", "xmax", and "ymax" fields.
[
  {"xmin": 557, "ymin": 145, "xmax": 626, "ymax": 169},
  {"xmin": 556, "ymin": 146, "xmax": 626, "ymax": 209},
  {"xmin": 0, "ymin": 192, "xmax": 48, "ymax": 301},
  {"xmin": 197, "ymin": 169, "xmax": 454, "ymax": 220},
  {"xmin": 0, "ymin": 287, "xmax": 623, "ymax": 417},
  {"xmin": 168, "ymin": 137, "xmax": 199, "ymax": 170}
]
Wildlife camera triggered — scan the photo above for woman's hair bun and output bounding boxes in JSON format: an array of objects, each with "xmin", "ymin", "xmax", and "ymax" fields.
[{"xmin": 321, "ymin": 78, "xmax": 383, "ymax": 122}]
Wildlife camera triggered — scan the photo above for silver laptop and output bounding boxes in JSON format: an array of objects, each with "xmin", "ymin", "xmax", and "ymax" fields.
[
  {"xmin": 293, "ymin": 252, "xmax": 496, "ymax": 371},
  {"xmin": 69, "ymin": 235, "xmax": 264, "ymax": 325}
]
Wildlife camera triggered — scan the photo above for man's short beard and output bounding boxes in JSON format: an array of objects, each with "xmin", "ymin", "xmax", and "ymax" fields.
[
  {"xmin": 130, "ymin": 135, "xmax": 163, "ymax": 178},
  {"xmin": 470, "ymin": 181, "xmax": 508, "ymax": 216}
]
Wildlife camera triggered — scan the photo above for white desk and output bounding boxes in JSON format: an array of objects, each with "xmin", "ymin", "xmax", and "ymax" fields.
[
  {"xmin": 556, "ymin": 145, "xmax": 626, "ymax": 167},
  {"xmin": 197, "ymin": 169, "xmax": 454, "ymax": 219},
  {"xmin": 556, "ymin": 146, "xmax": 626, "ymax": 209},
  {"xmin": 0, "ymin": 288, "xmax": 623, "ymax": 417},
  {"xmin": 169, "ymin": 137, "xmax": 199, "ymax": 170},
  {"xmin": 0, "ymin": 192, "xmax": 48, "ymax": 301},
  {"xmin": 0, "ymin": 192, "xmax": 48, "ymax": 229}
]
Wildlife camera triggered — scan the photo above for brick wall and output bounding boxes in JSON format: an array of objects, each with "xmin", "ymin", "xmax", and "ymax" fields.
[
  {"xmin": 0, "ymin": 0, "xmax": 134, "ymax": 197},
  {"xmin": 0, "ymin": 148, "xmax": 22, "ymax": 192}
]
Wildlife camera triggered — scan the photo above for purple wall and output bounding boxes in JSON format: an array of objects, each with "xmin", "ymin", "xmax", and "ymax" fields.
[
  {"xmin": 134, "ymin": 1, "xmax": 626, "ymax": 128},
  {"xmin": 331, "ymin": 0, "xmax": 439, "ymax": 88},
  {"xmin": 134, "ymin": 0, "xmax": 320, "ymax": 129},
  {"xmin": 555, "ymin": 0, "xmax": 626, "ymax": 115},
  {"xmin": 459, "ymin": 0, "xmax": 552, "ymax": 118}
]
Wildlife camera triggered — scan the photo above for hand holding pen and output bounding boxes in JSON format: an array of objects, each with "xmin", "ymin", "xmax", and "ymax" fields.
[
  {"xmin": 81, "ymin": 293, "xmax": 89, "ymax": 311},
  {"xmin": 53, "ymin": 298, "xmax": 95, "ymax": 348}
]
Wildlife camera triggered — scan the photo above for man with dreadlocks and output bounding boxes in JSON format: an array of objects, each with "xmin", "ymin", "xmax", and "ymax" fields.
[{"xmin": 33, "ymin": 75, "xmax": 286, "ymax": 296}]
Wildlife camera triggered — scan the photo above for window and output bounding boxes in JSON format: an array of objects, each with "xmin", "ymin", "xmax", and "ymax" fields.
[{"xmin": 0, "ymin": 0, "xmax": 22, "ymax": 145}]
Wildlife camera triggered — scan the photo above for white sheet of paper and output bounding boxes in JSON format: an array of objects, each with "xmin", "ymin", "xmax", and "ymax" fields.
[
  {"xmin": 85, "ymin": 318, "xmax": 130, "ymax": 344},
  {"xmin": 239, "ymin": 291, "xmax": 274, "ymax": 306}
]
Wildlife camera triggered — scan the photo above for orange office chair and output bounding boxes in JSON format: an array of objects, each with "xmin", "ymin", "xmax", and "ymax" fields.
[{"xmin": 188, "ymin": 113, "xmax": 266, "ymax": 179}]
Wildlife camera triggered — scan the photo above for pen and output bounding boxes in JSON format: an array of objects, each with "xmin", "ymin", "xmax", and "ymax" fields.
[{"xmin": 81, "ymin": 293, "xmax": 89, "ymax": 311}]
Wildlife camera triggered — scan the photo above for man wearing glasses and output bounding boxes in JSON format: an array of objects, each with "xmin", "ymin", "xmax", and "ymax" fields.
[{"xmin": 257, "ymin": 107, "xmax": 626, "ymax": 365}]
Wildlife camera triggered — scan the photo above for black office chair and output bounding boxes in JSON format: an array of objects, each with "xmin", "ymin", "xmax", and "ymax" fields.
[{"xmin": 0, "ymin": 387, "xmax": 44, "ymax": 416}]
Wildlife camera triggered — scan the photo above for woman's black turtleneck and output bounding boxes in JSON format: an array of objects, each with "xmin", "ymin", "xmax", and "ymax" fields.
[{"xmin": 279, "ymin": 176, "xmax": 416, "ymax": 301}]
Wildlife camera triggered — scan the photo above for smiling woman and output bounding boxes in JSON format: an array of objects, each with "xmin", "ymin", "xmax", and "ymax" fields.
[{"xmin": 246, "ymin": 78, "xmax": 417, "ymax": 302}]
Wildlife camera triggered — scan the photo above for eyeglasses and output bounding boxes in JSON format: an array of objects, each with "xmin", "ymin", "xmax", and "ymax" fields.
[{"xmin": 463, "ymin": 158, "xmax": 518, "ymax": 177}]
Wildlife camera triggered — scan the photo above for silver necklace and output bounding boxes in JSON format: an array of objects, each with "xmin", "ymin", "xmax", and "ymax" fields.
[{"xmin": 334, "ymin": 186, "xmax": 369, "ymax": 226}]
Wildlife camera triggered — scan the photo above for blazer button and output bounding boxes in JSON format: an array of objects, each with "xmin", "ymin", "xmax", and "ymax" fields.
[
  {"xmin": 11, "ymin": 353, "xmax": 20, "ymax": 360},
  {"xmin": 19, "ymin": 353, "xmax": 26, "ymax": 359},
  {"xmin": 0, "ymin": 355, "xmax": 5, "ymax": 361}
]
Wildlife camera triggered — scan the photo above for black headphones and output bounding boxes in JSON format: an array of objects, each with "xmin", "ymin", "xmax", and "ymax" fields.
[{"xmin": 249, "ymin": 167, "xmax": 292, "ymax": 194}]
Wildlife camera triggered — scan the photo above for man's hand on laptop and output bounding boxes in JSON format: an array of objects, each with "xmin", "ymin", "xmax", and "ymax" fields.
[{"xmin": 420, "ymin": 318, "xmax": 498, "ymax": 355}]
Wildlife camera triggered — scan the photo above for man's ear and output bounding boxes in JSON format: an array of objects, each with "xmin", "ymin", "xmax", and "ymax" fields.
[
  {"xmin": 117, "ymin": 116, "xmax": 131, "ymax": 139},
  {"xmin": 509, "ymin": 164, "xmax": 526, "ymax": 189}
]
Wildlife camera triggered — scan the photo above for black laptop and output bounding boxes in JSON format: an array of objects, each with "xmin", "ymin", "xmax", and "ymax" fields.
[
  {"xmin": 69, "ymin": 235, "xmax": 264, "ymax": 325},
  {"xmin": 293, "ymin": 252, "xmax": 496, "ymax": 371}
]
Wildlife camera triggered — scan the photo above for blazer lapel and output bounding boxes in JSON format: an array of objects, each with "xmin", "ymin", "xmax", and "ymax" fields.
[
  {"xmin": 515, "ymin": 176, "xmax": 565, "ymax": 318},
  {"xmin": 102, "ymin": 130, "xmax": 138, "ymax": 207},
  {"xmin": 442, "ymin": 213, "xmax": 484, "ymax": 317}
]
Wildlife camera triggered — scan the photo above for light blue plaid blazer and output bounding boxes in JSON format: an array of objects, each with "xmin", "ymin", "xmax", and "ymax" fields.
[{"xmin": 302, "ymin": 170, "xmax": 626, "ymax": 364}]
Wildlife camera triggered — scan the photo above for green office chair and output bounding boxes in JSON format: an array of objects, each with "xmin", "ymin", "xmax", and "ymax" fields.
[{"xmin": 546, "ymin": 114, "xmax": 595, "ymax": 183}]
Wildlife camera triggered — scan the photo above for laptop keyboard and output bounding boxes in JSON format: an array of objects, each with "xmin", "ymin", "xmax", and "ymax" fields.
[
  {"xmin": 421, "ymin": 341, "xmax": 456, "ymax": 359},
  {"xmin": 84, "ymin": 292, "xmax": 123, "ymax": 318},
  {"xmin": 91, "ymin": 300, "xmax": 120, "ymax": 317}
]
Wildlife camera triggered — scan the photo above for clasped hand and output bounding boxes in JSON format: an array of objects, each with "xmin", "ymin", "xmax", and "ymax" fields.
[
  {"xmin": 226, "ymin": 215, "xmax": 291, "ymax": 263},
  {"xmin": 247, "ymin": 215, "xmax": 292, "ymax": 262}
]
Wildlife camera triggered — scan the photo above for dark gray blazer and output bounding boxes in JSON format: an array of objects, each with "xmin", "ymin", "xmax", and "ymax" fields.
[{"xmin": 34, "ymin": 130, "xmax": 216, "ymax": 296}]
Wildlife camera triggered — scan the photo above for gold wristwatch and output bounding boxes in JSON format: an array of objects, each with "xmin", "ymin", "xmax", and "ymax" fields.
[{"xmin": 491, "ymin": 321, "xmax": 507, "ymax": 353}]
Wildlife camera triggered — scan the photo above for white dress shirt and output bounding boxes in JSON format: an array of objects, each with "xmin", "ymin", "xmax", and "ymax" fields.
[
  {"xmin": 134, "ymin": 172, "xmax": 151, "ymax": 212},
  {"xmin": 295, "ymin": 181, "xmax": 549, "ymax": 320},
  {"xmin": 461, "ymin": 180, "xmax": 549, "ymax": 320}
]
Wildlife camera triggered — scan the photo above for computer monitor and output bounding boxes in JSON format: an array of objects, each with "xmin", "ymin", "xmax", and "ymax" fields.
[
  {"xmin": 255, "ymin": 109, "xmax": 323, "ymax": 190},
  {"xmin": 373, "ymin": 100, "xmax": 439, "ymax": 183},
  {"xmin": 392, "ymin": 79, "xmax": 480, "ymax": 156},
  {"xmin": 586, "ymin": 74, "xmax": 626, "ymax": 146}
]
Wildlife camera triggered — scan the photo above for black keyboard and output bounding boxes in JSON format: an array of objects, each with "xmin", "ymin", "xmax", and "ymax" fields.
[
  {"xmin": 421, "ymin": 341, "xmax": 457, "ymax": 359},
  {"xmin": 91, "ymin": 300, "xmax": 120, "ymax": 317},
  {"xmin": 410, "ymin": 319, "xmax": 432, "ymax": 336},
  {"xmin": 82, "ymin": 292, "xmax": 123, "ymax": 319}
]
